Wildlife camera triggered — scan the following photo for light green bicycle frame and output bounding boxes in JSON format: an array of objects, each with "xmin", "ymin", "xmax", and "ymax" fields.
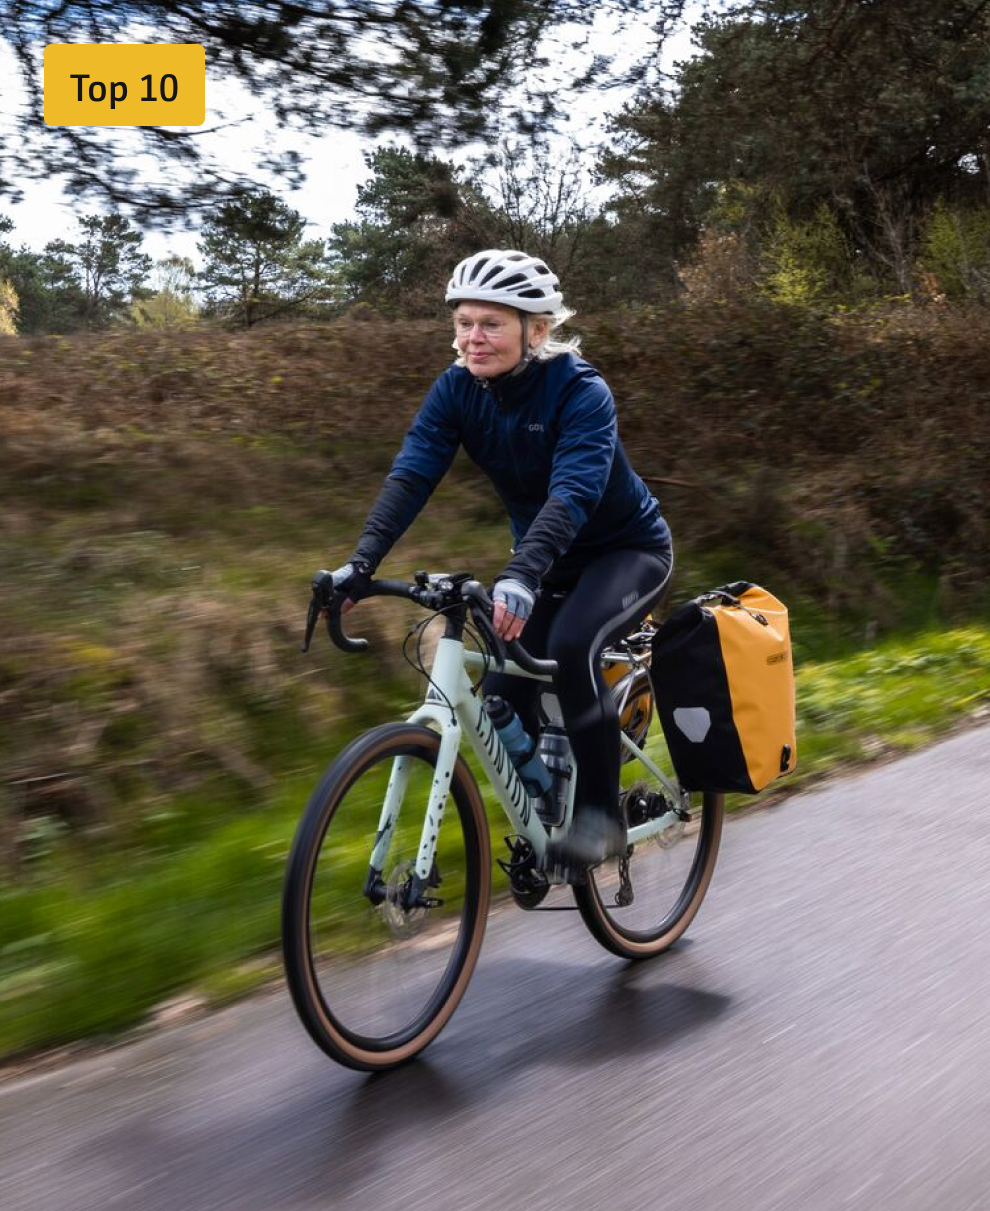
[{"xmin": 368, "ymin": 632, "xmax": 687, "ymax": 885}]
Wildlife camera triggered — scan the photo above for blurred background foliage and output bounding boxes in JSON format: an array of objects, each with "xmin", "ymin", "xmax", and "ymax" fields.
[
  {"xmin": 2, "ymin": 0, "xmax": 990, "ymax": 1057},
  {"xmin": 4, "ymin": 3, "xmax": 990, "ymax": 322}
]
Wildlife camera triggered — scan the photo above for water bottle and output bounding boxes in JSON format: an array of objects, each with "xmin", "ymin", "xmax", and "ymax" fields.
[
  {"xmin": 483, "ymin": 697, "xmax": 552, "ymax": 798},
  {"xmin": 536, "ymin": 725, "xmax": 572, "ymax": 828}
]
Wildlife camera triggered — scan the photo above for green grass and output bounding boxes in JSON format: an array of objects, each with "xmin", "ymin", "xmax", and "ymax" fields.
[
  {"xmin": 1, "ymin": 812, "xmax": 288, "ymax": 1052},
  {"xmin": 792, "ymin": 627, "xmax": 990, "ymax": 775},
  {"xmin": 2, "ymin": 622, "xmax": 988, "ymax": 1060}
]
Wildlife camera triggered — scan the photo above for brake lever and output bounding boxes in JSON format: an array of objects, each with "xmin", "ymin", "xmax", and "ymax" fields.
[
  {"xmin": 461, "ymin": 579, "xmax": 506, "ymax": 671},
  {"xmin": 472, "ymin": 602, "xmax": 507, "ymax": 671},
  {"xmin": 302, "ymin": 570, "xmax": 335, "ymax": 652},
  {"xmin": 302, "ymin": 597, "xmax": 319, "ymax": 652}
]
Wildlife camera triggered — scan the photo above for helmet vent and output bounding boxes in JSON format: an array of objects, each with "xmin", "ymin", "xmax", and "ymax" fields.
[{"xmin": 478, "ymin": 262, "xmax": 507, "ymax": 286}]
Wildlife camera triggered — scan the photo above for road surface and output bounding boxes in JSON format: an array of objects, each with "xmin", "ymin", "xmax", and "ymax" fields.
[{"xmin": 3, "ymin": 725, "xmax": 990, "ymax": 1211}]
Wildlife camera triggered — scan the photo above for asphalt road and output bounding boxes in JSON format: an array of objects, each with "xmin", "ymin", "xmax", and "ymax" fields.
[{"xmin": 3, "ymin": 725, "xmax": 990, "ymax": 1211}]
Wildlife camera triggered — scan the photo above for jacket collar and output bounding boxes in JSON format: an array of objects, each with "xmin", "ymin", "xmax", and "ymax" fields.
[{"xmin": 479, "ymin": 358, "xmax": 542, "ymax": 409}]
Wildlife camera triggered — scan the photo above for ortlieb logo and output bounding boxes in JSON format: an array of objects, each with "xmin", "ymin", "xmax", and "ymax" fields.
[{"xmin": 767, "ymin": 651, "xmax": 788, "ymax": 665}]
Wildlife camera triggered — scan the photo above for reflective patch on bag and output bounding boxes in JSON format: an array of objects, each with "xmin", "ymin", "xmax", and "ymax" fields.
[{"xmin": 673, "ymin": 707, "xmax": 711, "ymax": 743}]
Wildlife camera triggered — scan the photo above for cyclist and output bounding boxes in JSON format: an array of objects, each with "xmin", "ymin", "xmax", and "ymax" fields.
[{"xmin": 326, "ymin": 249, "xmax": 673, "ymax": 879}]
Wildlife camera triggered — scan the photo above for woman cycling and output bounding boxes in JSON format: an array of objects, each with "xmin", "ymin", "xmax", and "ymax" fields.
[{"xmin": 326, "ymin": 249, "xmax": 673, "ymax": 880}]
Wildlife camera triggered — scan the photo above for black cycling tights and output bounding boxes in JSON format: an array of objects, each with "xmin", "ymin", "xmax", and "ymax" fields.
[{"xmin": 482, "ymin": 547, "xmax": 672, "ymax": 821}]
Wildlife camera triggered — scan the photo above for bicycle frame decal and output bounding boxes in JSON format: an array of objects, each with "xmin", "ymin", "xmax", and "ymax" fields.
[{"xmin": 472, "ymin": 695, "xmax": 533, "ymax": 826}]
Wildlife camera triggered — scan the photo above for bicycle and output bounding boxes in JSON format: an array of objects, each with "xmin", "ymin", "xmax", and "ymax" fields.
[{"xmin": 282, "ymin": 569, "xmax": 725, "ymax": 1071}]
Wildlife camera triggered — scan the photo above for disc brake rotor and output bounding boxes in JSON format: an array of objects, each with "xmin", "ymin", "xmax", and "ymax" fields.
[
  {"xmin": 624, "ymin": 780, "xmax": 686, "ymax": 850},
  {"xmin": 380, "ymin": 859, "xmax": 428, "ymax": 940},
  {"xmin": 655, "ymin": 816, "xmax": 686, "ymax": 849}
]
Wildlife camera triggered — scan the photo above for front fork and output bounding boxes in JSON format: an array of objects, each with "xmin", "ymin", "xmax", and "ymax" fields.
[{"xmin": 363, "ymin": 713, "xmax": 462, "ymax": 909}]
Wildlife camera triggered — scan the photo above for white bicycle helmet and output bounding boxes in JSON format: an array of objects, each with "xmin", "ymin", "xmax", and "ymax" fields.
[{"xmin": 445, "ymin": 249, "xmax": 563, "ymax": 313}]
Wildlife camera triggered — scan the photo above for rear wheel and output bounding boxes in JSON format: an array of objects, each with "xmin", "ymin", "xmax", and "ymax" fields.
[
  {"xmin": 282, "ymin": 723, "xmax": 490, "ymax": 1070},
  {"xmin": 574, "ymin": 670, "xmax": 724, "ymax": 959}
]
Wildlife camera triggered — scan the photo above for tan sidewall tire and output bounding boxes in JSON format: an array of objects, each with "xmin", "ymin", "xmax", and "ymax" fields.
[{"xmin": 282, "ymin": 723, "xmax": 491, "ymax": 1071}]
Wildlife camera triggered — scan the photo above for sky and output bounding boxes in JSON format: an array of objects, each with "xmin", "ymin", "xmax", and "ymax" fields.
[{"xmin": 1, "ymin": 7, "xmax": 702, "ymax": 264}]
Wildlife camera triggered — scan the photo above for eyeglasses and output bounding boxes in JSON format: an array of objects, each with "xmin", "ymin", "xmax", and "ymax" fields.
[{"xmin": 454, "ymin": 318, "xmax": 512, "ymax": 339}]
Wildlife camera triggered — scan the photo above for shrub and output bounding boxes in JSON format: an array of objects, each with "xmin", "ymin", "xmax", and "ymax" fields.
[{"xmin": 919, "ymin": 201, "xmax": 990, "ymax": 303}]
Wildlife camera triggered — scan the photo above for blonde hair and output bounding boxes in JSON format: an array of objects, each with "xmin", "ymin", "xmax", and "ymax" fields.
[
  {"xmin": 451, "ymin": 305, "xmax": 581, "ymax": 367},
  {"xmin": 532, "ymin": 307, "xmax": 581, "ymax": 361}
]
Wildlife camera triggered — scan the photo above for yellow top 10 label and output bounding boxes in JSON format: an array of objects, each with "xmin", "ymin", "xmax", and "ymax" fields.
[{"xmin": 44, "ymin": 44, "xmax": 205, "ymax": 126}]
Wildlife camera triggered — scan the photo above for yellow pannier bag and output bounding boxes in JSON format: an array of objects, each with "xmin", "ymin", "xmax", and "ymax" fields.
[{"xmin": 651, "ymin": 582, "xmax": 797, "ymax": 794}]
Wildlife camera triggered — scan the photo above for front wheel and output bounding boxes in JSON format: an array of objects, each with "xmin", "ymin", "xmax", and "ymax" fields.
[{"xmin": 282, "ymin": 722, "xmax": 491, "ymax": 1071}]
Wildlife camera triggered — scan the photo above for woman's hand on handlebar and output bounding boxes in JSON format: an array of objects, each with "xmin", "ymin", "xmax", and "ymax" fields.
[
  {"xmin": 323, "ymin": 560, "xmax": 373, "ymax": 615},
  {"xmin": 492, "ymin": 577, "xmax": 534, "ymax": 643}
]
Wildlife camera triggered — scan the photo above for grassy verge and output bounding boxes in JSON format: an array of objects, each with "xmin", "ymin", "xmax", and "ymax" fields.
[
  {"xmin": 1, "ymin": 623, "xmax": 988, "ymax": 1060},
  {"xmin": 795, "ymin": 628, "xmax": 990, "ymax": 767}
]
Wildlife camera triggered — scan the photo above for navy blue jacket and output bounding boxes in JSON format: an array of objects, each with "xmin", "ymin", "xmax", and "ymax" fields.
[{"xmin": 354, "ymin": 353, "xmax": 671, "ymax": 589}]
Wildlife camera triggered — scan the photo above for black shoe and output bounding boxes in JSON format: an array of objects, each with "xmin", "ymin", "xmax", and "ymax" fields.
[{"xmin": 543, "ymin": 809, "xmax": 628, "ymax": 886}]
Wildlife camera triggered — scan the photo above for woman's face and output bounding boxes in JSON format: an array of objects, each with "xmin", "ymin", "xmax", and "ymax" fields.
[{"xmin": 453, "ymin": 302, "xmax": 525, "ymax": 378}]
